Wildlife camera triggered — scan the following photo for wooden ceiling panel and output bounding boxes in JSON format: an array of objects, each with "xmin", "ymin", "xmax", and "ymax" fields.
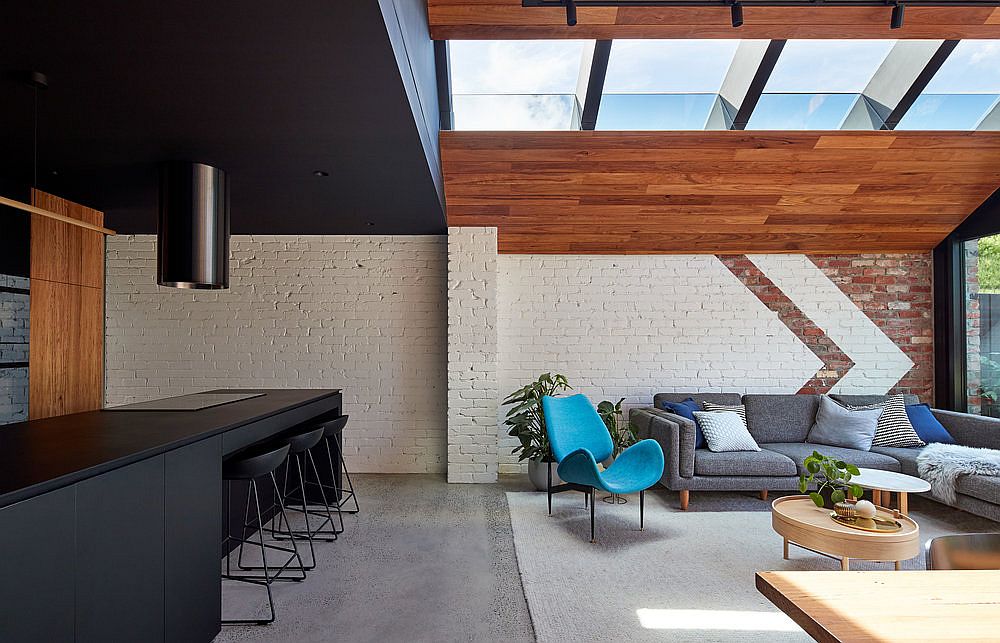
[
  {"xmin": 428, "ymin": 1, "xmax": 1000, "ymax": 39},
  {"xmin": 441, "ymin": 131, "xmax": 1000, "ymax": 254}
]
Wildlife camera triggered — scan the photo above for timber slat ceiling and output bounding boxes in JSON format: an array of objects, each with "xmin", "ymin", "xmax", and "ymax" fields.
[
  {"xmin": 428, "ymin": 1, "xmax": 1000, "ymax": 39},
  {"xmin": 441, "ymin": 131, "xmax": 1000, "ymax": 254}
]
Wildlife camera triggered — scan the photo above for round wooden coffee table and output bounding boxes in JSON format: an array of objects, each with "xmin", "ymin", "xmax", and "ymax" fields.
[
  {"xmin": 771, "ymin": 495, "xmax": 920, "ymax": 570},
  {"xmin": 850, "ymin": 468, "xmax": 931, "ymax": 515}
]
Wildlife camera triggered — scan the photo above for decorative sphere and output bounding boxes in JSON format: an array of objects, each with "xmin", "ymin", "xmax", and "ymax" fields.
[{"xmin": 855, "ymin": 499, "xmax": 877, "ymax": 518}]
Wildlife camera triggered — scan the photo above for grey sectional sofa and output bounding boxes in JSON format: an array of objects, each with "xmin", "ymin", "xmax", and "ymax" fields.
[{"xmin": 630, "ymin": 392, "xmax": 1000, "ymax": 521}]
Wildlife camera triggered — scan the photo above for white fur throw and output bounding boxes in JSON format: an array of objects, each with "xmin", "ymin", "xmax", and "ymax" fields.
[{"xmin": 917, "ymin": 443, "xmax": 1000, "ymax": 504}]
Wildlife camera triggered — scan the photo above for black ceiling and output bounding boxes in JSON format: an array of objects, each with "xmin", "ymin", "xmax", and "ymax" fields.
[{"xmin": 0, "ymin": 0, "xmax": 444, "ymax": 234}]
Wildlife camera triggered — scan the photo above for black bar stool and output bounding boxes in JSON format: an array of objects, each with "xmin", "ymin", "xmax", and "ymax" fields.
[
  {"xmin": 222, "ymin": 443, "xmax": 306, "ymax": 626},
  {"xmin": 311, "ymin": 415, "xmax": 359, "ymax": 515},
  {"xmin": 272, "ymin": 426, "xmax": 341, "ymax": 568}
]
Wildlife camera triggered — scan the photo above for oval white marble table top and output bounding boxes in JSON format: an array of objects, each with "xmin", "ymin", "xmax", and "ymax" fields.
[{"xmin": 852, "ymin": 467, "xmax": 931, "ymax": 493}]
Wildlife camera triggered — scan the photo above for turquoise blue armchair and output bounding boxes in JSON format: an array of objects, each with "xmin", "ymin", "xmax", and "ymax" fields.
[{"xmin": 542, "ymin": 394, "xmax": 665, "ymax": 542}]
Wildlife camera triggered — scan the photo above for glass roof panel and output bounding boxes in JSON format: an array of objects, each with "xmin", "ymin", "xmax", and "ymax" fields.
[
  {"xmin": 449, "ymin": 40, "xmax": 589, "ymax": 95},
  {"xmin": 764, "ymin": 40, "xmax": 895, "ymax": 93},
  {"xmin": 596, "ymin": 94, "xmax": 716, "ymax": 130},
  {"xmin": 452, "ymin": 95, "xmax": 578, "ymax": 130},
  {"xmin": 602, "ymin": 40, "xmax": 742, "ymax": 93},
  {"xmin": 896, "ymin": 94, "xmax": 1000, "ymax": 131},
  {"xmin": 746, "ymin": 94, "xmax": 860, "ymax": 130},
  {"xmin": 923, "ymin": 41, "xmax": 1000, "ymax": 94}
]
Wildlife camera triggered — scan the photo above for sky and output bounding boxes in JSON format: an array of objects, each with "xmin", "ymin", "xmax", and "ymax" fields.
[{"xmin": 448, "ymin": 39, "xmax": 1000, "ymax": 131}]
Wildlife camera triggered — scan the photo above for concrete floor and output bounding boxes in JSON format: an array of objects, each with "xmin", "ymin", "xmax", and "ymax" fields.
[
  {"xmin": 215, "ymin": 475, "xmax": 996, "ymax": 643},
  {"xmin": 214, "ymin": 473, "xmax": 536, "ymax": 643}
]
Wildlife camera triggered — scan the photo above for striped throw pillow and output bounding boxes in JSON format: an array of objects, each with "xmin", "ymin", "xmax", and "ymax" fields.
[
  {"xmin": 845, "ymin": 394, "xmax": 925, "ymax": 448},
  {"xmin": 702, "ymin": 402, "xmax": 748, "ymax": 430}
]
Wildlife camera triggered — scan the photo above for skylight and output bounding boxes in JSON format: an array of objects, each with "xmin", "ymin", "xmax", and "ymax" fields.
[
  {"xmin": 446, "ymin": 38, "xmax": 1000, "ymax": 132},
  {"xmin": 597, "ymin": 40, "xmax": 743, "ymax": 130},
  {"xmin": 449, "ymin": 40, "xmax": 590, "ymax": 130},
  {"xmin": 897, "ymin": 40, "xmax": 1000, "ymax": 130},
  {"xmin": 764, "ymin": 40, "xmax": 895, "ymax": 94},
  {"xmin": 602, "ymin": 40, "xmax": 741, "ymax": 93}
]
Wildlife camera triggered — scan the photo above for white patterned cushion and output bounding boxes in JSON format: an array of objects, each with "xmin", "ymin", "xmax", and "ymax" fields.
[
  {"xmin": 693, "ymin": 411, "xmax": 761, "ymax": 453},
  {"xmin": 845, "ymin": 394, "xmax": 925, "ymax": 448},
  {"xmin": 702, "ymin": 402, "xmax": 748, "ymax": 430}
]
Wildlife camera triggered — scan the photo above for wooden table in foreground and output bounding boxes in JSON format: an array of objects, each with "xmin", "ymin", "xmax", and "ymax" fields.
[{"xmin": 757, "ymin": 570, "xmax": 1000, "ymax": 642}]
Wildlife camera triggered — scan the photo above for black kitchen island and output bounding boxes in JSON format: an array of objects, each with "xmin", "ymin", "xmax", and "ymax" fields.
[{"xmin": 0, "ymin": 389, "xmax": 342, "ymax": 643}]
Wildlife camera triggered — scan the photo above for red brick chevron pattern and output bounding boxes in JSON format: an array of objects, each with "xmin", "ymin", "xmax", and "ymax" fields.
[
  {"xmin": 811, "ymin": 254, "xmax": 934, "ymax": 403},
  {"xmin": 719, "ymin": 254, "xmax": 855, "ymax": 395}
]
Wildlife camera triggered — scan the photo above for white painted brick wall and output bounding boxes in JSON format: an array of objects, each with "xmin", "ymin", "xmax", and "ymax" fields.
[
  {"xmin": 447, "ymin": 227, "xmax": 498, "ymax": 483},
  {"xmin": 496, "ymin": 254, "xmax": 825, "ymax": 473},
  {"xmin": 105, "ymin": 235, "xmax": 447, "ymax": 473},
  {"xmin": 0, "ymin": 274, "xmax": 29, "ymax": 425}
]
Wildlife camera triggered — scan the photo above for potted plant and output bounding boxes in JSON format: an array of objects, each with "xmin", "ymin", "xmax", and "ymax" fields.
[
  {"xmin": 596, "ymin": 398, "xmax": 639, "ymax": 503},
  {"xmin": 503, "ymin": 373, "xmax": 571, "ymax": 491},
  {"xmin": 597, "ymin": 398, "xmax": 638, "ymax": 459},
  {"xmin": 798, "ymin": 451, "xmax": 864, "ymax": 509}
]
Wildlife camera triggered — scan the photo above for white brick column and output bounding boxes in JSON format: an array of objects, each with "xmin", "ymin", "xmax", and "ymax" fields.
[{"xmin": 447, "ymin": 227, "xmax": 499, "ymax": 483}]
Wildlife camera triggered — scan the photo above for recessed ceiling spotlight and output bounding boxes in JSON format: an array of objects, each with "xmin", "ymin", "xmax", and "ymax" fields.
[
  {"xmin": 890, "ymin": 3, "xmax": 905, "ymax": 29},
  {"xmin": 313, "ymin": 170, "xmax": 329, "ymax": 177},
  {"xmin": 731, "ymin": 2, "xmax": 744, "ymax": 28},
  {"xmin": 366, "ymin": 221, "xmax": 376, "ymax": 227}
]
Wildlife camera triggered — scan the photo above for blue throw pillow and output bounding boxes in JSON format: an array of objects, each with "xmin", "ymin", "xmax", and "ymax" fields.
[
  {"xmin": 905, "ymin": 403, "xmax": 955, "ymax": 445},
  {"xmin": 662, "ymin": 398, "xmax": 705, "ymax": 449}
]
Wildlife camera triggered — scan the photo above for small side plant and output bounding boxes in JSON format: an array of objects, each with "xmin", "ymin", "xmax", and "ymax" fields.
[
  {"xmin": 597, "ymin": 398, "xmax": 638, "ymax": 458},
  {"xmin": 504, "ymin": 373, "xmax": 571, "ymax": 463},
  {"xmin": 798, "ymin": 451, "xmax": 864, "ymax": 507}
]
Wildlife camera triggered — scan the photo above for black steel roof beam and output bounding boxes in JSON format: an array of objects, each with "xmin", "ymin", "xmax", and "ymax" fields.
[
  {"xmin": 882, "ymin": 40, "xmax": 959, "ymax": 130},
  {"xmin": 580, "ymin": 40, "xmax": 613, "ymax": 130},
  {"xmin": 730, "ymin": 39, "xmax": 785, "ymax": 131},
  {"xmin": 434, "ymin": 40, "xmax": 454, "ymax": 131}
]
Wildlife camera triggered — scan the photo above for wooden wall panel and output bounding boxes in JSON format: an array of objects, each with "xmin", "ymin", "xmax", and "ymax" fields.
[
  {"xmin": 441, "ymin": 131, "xmax": 1000, "ymax": 254},
  {"xmin": 30, "ymin": 189, "xmax": 105, "ymax": 289},
  {"xmin": 428, "ymin": 1, "xmax": 1000, "ymax": 39},
  {"xmin": 28, "ymin": 190, "xmax": 105, "ymax": 419}
]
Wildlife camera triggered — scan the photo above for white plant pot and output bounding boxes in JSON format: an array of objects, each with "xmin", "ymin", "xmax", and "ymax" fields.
[{"xmin": 528, "ymin": 459, "xmax": 562, "ymax": 491}]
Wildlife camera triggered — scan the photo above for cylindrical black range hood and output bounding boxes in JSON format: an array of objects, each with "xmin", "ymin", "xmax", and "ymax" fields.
[{"xmin": 157, "ymin": 161, "xmax": 230, "ymax": 289}]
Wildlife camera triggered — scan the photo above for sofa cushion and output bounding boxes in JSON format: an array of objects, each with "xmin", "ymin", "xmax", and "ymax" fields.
[
  {"xmin": 806, "ymin": 395, "xmax": 881, "ymax": 451},
  {"xmin": 906, "ymin": 404, "xmax": 956, "ymax": 445},
  {"xmin": 662, "ymin": 398, "xmax": 705, "ymax": 449},
  {"xmin": 742, "ymin": 394, "xmax": 820, "ymax": 443},
  {"xmin": 869, "ymin": 446, "xmax": 922, "ymax": 477},
  {"xmin": 763, "ymin": 442, "xmax": 901, "ymax": 475},
  {"xmin": 956, "ymin": 475, "xmax": 1000, "ymax": 505},
  {"xmin": 844, "ymin": 394, "xmax": 925, "ymax": 449},
  {"xmin": 693, "ymin": 411, "xmax": 760, "ymax": 453},
  {"xmin": 831, "ymin": 394, "xmax": 920, "ymax": 407},
  {"xmin": 694, "ymin": 448, "xmax": 797, "ymax": 477},
  {"xmin": 654, "ymin": 393, "xmax": 742, "ymax": 410}
]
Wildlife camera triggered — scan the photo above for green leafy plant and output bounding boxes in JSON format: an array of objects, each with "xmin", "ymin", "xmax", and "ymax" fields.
[
  {"xmin": 798, "ymin": 451, "xmax": 864, "ymax": 507},
  {"xmin": 597, "ymin": 398, "xmax": 638, "ymax": 458},
  {"xmin": 504, "ymin": 373, "xmax": 571, "ymax": 462}
]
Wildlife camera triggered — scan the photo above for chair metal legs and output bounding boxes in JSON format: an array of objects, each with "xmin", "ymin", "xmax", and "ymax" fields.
[
  {"xmin": 328, "ymin": 432, "xmax": 359, "ymax": 514},
  {"xmin": 223, "ymin": 476, "xmax": 307, "ymax": 626},
  {"xmin": 640, "ymin": 490, "xmax": 644, "ymax": 531},
  {"xmin": 590, "ymin": 487, "xmax": 596, "ymax": 543}
]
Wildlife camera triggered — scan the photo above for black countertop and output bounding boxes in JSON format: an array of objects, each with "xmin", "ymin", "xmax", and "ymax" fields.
[{"xmin": 0, "ymin": 389, "xmax": 341, "ymax": 508}]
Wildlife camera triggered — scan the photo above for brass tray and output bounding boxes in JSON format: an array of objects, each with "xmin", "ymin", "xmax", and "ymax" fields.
[{"xmin": 830, "ymin": 512, "xmax": 902, "ymax": 533}]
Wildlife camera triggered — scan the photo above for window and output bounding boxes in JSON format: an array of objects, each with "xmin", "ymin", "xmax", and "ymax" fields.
[
  {"xmin": 597, "ymin": 40, "xmax": 743, "ymax": 130},
  {"xmin": 747, "ymin": 40, "xmax": 895, "ymax": 130},
  {"xmin": 965, "ymin": 234, "xmax": 1000, "ymax": 417},
  {"xmin": 897, "ymin": 41, "xmax": 1000, "ymax": 131},
  {"xmin": 449, "ymin": 40, "xmax": 590, "ymax": 130}
]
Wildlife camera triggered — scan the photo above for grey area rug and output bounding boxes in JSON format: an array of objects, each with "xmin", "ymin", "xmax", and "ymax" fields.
[{"xmin": 507, "ymin": 490, "xmax": 998, "ymax": 643}]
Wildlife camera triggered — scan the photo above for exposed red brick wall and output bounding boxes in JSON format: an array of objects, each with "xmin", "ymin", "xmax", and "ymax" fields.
[{"xmin": 811, "ymin": 254, "xmax": 934, "ymax": 403}]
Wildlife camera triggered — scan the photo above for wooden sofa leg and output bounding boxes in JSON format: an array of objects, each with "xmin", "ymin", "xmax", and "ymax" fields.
[
  {"xmin": 679, "ymin": 490, "xmax": 689, "ymax": 511},
  {"xmin": 759, "ymin": 490, "xmax": 768, "ymax": 501}
]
